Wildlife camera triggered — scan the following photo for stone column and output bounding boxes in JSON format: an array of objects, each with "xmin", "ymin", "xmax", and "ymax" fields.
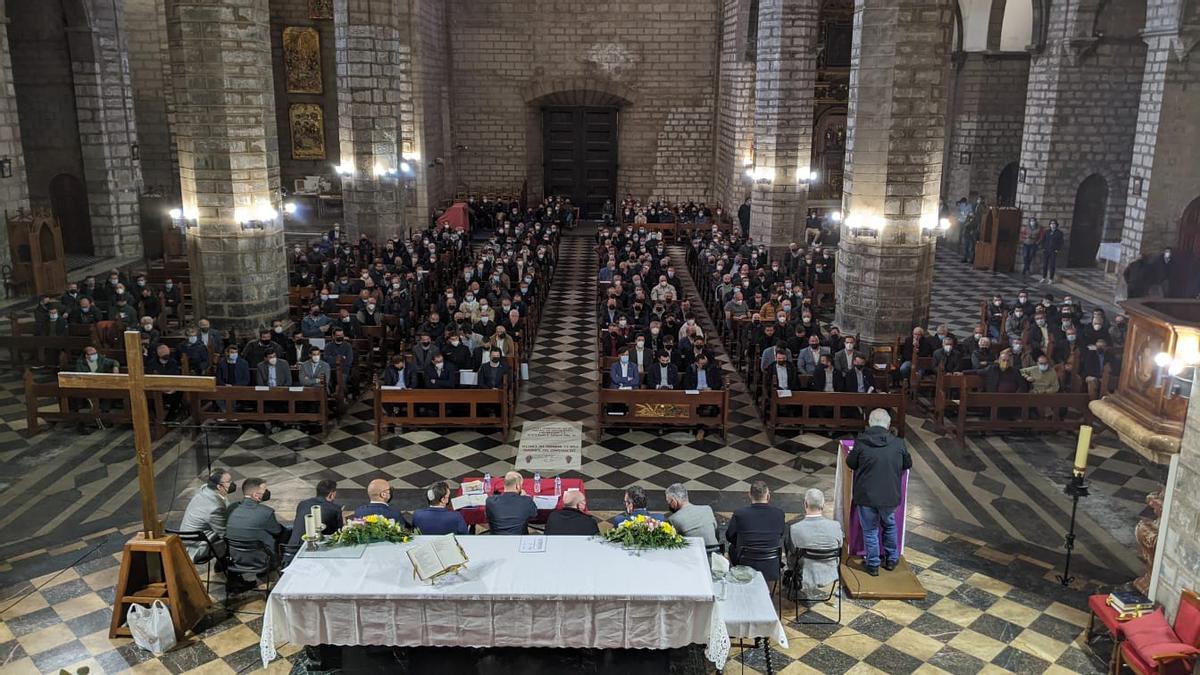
[
  {"xmin": 334, "ymin": 0, "xmax": 411, "ymax": 242},
  {"xmin": 748, "ymin": 0, "xmax": 819, "ymax": 254},
  {"xmin": 70, "ymin": 0, "xmax": 143, "ymax": 258},
  {"xmin": 0, "ymin": 1, "xmax": 28, "ymax": 265},
  {"xmin": 126, "ymin": 0, "xmax": 180, "ymax": 202},
  {"xmin": 834, "ymin": 0, "xmax": 952, "ymax": 344},
  {"xmin": 713, "ymin": 0, "xmax": 758, "ymax": 212},
  {"xmin": 1153, "ymin": 385, "xmax": 1200, "ymax": 619},
  {"xmin": 1117, "ymin": 8, "xmax": 1200, "ymax": 297},
  {"xmin": 167, "ymin": 0, "xmax": 288, "ymax": 332}
]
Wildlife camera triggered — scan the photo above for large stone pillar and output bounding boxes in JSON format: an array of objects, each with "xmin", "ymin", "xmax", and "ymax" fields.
[
  {"xmin": 713, "ymin": 0, "xmax": 759, "ymax": 212},
  {"xmin": 334, "ymin": 0, "xmax": 411, "ymax": 242},
  {"xmin": 70, "ymin": 0, "xmax": 143, "ymax": 258},
  {"xmin": 1153, "ymin": 381, "xmax": 1200, "ymax": 618},
  {"xmin": 126, "ymin": 0, "xmax": 180, "ymax": 202},
  {"xmin": 167, "ymin": 0, "xmax": 288, "ymax": 332},
  {"xmin": 748, "ymin": 0, "xmax": 819, "ymax": 253},
  {"xmin": 834, "ymin": 0, "xmax": 952, "ymax": 344},
  {"xmin": 0, "ymin": 1, "xmax": 28, "ymax": 265},
  {"xmin": 1117, "ymin": 7, "xmax": 1200, "ymax": 297}
]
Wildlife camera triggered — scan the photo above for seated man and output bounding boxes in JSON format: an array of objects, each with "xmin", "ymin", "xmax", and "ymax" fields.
[
  {"xmin": 299, "ymin": 346, "xmax": 332, "ymax": 389},
  {"xmin": 898, "ymin": 327, "xmax": 934, "ymax": 380},
  {"xmin": 609, "ymin": 347, "xmax": 640, "ymax": 388},
  {"xmin": 412, "ymin": 481, "xmax": 469, "ymax": 535},
  {"xmin": 725, "ymin": 480, "xmax": 787, "ymax": 579},
  {"xmin": 786, "ymin": 488, "xmax": 844, "ymax": 596},
  {"xmin": 178, "ymin": 469, "xmax": 235, "ymax": 562},
  {"xmin": 544, "ymin": 489, "xmax": 600, "ymax": 536},
  {"xmin": 485, "ymin": 471, "xmax": 538, "ymax": 535},
  {"xmin": 664, "ymin": 483, "xmax": 718, "ymax": 547},
  {"xmin": 226, "ymin": 478, "xmax": 290, "ymax": 574},
  {"xmin": 354, "ymin": 478, "xmax": 410, "ymax": 527},
  {"xmin": 646, "ymin": 349, "xmax": 680, "ymax": 390},
  {"xmin": 836, "ymin": 354, "xmax": 876, "ymax": 393},
  {"xmin": 1020, "ymin": 353, "xmax": 1060, "ymax": 394},
  {"xmin": 476, "ymin": 346, "xmax": 511, "ymax": 389},
  {"xmin": 612, "ymin": 485, "xmax": 661, "ymax": 526},
  {"xmin": 286, "ymin": 479, "xmax": 343, "ymax": 549},
  {"xmin": 423, "ymin": 352, "xmax": 458, "ymax": 389}
]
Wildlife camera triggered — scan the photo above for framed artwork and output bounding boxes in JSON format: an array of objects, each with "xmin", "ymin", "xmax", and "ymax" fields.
[
  {"xmin": 289, "ymin": 103, "xmax": 326, "ymax": 161},
  {"xmin": 309, "ymin": 0, "xmax": 333, "ymax": 19},
  {"xmin": 282, "ymin": 27, "xmax": 322, "ymax": 94}
]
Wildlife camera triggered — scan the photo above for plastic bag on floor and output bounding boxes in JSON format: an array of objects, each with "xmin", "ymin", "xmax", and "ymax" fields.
[{"xmin": 127, "ymin": 599, "xmax": 177, "ymax": 654}]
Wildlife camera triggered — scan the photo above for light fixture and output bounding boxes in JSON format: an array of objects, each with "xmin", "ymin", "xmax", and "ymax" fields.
[
  {"xmin": 744, "ymin": 167, "xmax": 755, "ymax": 179},
  {"xmin": 0, "ymin": 157, "xmax": 12, "ymax": 178},
  {"xmin": 1132, "ymin": 176, "xmax": 1144, "ymax": 197},
  {"xmin": 168, "ymin": 208, "xmax": 183, "ymax": 220},
  {"xmin": 283, "ymin": 202, "xmax": 297, "ymax": 215},
  {"xmin": 334, "ymin": 162, "xmax": 355, "ymax": 177},
  {"xmin": 805, "ymin": 169, "xmax": 819, "ymax": 182},
  {"xmin": 1154, "ymin": 347, "xmax": 1197, "ymax": 399},
  {"xmin": 1154, "ymin": 352, "xmax": 1173, "ymax": 368},
  {"xmin": 401, "ymin": 151, "xmax": 421, "ymax": 161},
  {"xmin": 399, "ymin": 161, "xmax": 413, "ymax": 174},
  {"xmin": 1018, "ymin": 167, "xmax": 1027, "ymax": 183},
  {"xmin": 829, "ymin": 211, "xmax": 842, "ymax": 223},
  {"xmin": 748, "ymin": 166, "xmax": 775, "ymax": 184},
  {"xmin": 235, "ymin": 201, "xmax": 278, "ymax": 230},
  {"xmin": 167, "ymin": 206, "xmax": 197, "ymax": 230},
  {"xmin": 939, "ymin": 217, "xmax": 951, "ymax": 231}
]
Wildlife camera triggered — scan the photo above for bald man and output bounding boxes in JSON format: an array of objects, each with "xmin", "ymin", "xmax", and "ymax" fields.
[
  {"xmin": 353, "ymin": 478, "xmax": 410, "ymax": 528},
  {"xmin": 544, "ymin": 489, "xmax": 598, "ymax": 536},
  {"xmin": 484, "ymin": 471, "xmax": 537, "ymax": 535}
]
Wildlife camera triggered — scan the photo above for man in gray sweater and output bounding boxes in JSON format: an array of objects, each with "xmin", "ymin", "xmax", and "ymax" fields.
[
  {"xmin": 664, "ymin": 483, "xmax": 719, "ymax": 547},
  {"xmin": 787, "ymin": 488, "xmax": 844, "ymax": 592}
]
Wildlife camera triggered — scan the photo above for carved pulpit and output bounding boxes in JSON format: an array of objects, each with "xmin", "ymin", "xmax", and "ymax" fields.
[{"xmin": 7, "ymin": 207, "xmax": 67, "ymax": 296}]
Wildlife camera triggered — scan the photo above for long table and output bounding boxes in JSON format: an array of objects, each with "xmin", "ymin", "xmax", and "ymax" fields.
[{"xmin": 260, "ymin": 536, "xmax": 729, "ymax": 667}]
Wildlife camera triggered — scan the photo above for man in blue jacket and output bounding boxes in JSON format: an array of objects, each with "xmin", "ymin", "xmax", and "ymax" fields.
[
  {"xmin": 609, "ymin": 348, "xmax": 640, "ymax": 388},
  {"xmin": 412, "ymin": 482, "xmax": 469, "ymax": 535}
]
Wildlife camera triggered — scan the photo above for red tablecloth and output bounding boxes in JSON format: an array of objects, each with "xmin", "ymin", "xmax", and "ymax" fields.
[
  {"xmin": 457, "ymin": 477, "xmax": 586, "ymax": 527},
  {"xmin": 437, "ymin": 202, "xmax": 470, "ymax": 233}
]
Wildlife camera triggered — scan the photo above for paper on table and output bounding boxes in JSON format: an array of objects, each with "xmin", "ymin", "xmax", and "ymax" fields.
[
  {"xmin": 289, "ymin": 386, "xmax": 304, "ymax": 392},
  {"xmin": 777, "ymin": 389, "xmax": 792, "ymax": 398},
  {"xmin": 309, "ymin": 338, "xmax": 326, "ymax": 349},
  {"xmin": 519, "ymin": 536, "xmax": 547, "ymax": 553},
  {"xmin": 532, "ymin": 495, "xmax": 559, "ymax": 509},
  {"xmin": 685, "ymin": 389, "xmax": 700, "ymax": 395},
  {"xmin": 460, "ymin": 371, "xmax": 478, "ymax": 386},
  {"xmin": 451, "ymin": 494, "xmax": 487, "ymax": 509},
  {"xmin": 461, "ymin": 480, "xmax": 484, "ymax": 495},
  {"xmin": 255, "ymin": 386, "xmax": 269, "ymax": 391}
]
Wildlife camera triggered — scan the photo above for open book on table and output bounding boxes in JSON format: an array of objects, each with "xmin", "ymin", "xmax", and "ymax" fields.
[{"xmin": 407, "ymin": 534, "xmax": 469, "ymax": 582}]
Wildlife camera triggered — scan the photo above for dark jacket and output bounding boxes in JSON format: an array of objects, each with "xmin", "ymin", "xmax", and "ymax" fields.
[
  {"xmin": 980, "ymin": 363, "xmax": 1030, "ymax": 392},
  {"xmin": 353, "ymin": 501, "xmax": 410, "ymax": 528},
  {"xmin": 287, "ymin": 497, "xmax": 344, "ymax": 547},
  {"xmin": 484, "ymin": 492, "xmax": 538, "ymax": 535},
  {"xmin": 411, "ymin": 506, "xmax": 469, "ymax": 535},
  {"xmin": 1042, "ymin": 228, "xmax": 1064, "ymax": 252},
  {"xmin": 767, "ymin": 361, "xmax": 800, "ymax": 391},
  {"xmin": 544, "ymin": 507, "xmax": 600, "ymax": 536},
  {"xmin": 424, "ymin": 362, "xmax": 458, "ymax": 389},
  {"xmin": 683, "ymin": 363, "xmax": 724, "ymax": 390},
  {"xmin": 382, "ymin": 364, "xmax": 416, "ymax": 388},
  {"xmin": 899, "ymin": 337, "xmax": 935, "ymax": 363},
  {"xmin": 725, "ymin": 503, "xmax": 787, "ymax": 578},
  {"xmin": 226, "ymin": 498, "xmax": 286, "ymax": 568},
  {"xmin": 144, "ymin": 355, "xmax": 181, "ymax": 376},
  {"xmin": 476, "ymin": 361, "xmax": 511, "ymax": 389},
  {"xmin": 846, "ymin": 426, "xmax": 912, "ymax": 509},
  {"xmin": 836, "ymin": 366, "xmax": 875, "ymax": 393},
  {"xmin": 647, "ymin": 362, "xmax": 680, "ymax": 390},
  {"xmin": 216, "ymin": 357, "xmax": 251, "ymax": 386}
]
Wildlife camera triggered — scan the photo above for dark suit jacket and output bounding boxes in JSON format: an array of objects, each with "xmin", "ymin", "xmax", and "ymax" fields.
[
  {"xmin": 287, "ymin": 497, "xmax": 343, "ymax": 547},
  {"xmin": 646, "ymin": 362, "xmax": 680, "ymax": 390},
  {"xmin": 256, "ymin": 360, "xmax": 293, "ymax": 387},
  {"xmin": 424, "ymin": 363, "xmax": 459, "ymax": 388},
  {"xmin": 226, "ymin": 499, "xmax": 286, "ymax": 568},
  {"xmin": 144, "ymin": 356, "xmax": 181, "ymax": 376},
  {"xmin": 836, "ymin": 367, "xmax": 875, "ymax": 393},
  {"xmin": 898, "ymin": 337, "xmax": 935, "ymax": 363},
  {"xmin": 767, "ymin": 362, "xmax": 800, "ymax": 391},
  {"xmin": 353, "ymin": 502, "xmax": 410, "ymax": 528},
  {"xmin": 683, "ymin": 363, "xmax": 724, "ymax": 390},
  {"xmin": 216, "ymin": 358, "xmax": 251, "ymax": 386},
  {"xmin": 382, "ymin": 364, "xmax": 416, "ymax": 388},
  {"xmin": 725, "ymin": 503, "xmax": 787, "ymax": 575},
  {"xmin": 544, "ymin": 508, "xmax": 600, "ymax": 536},
  {"xmin": 485, "ymin": 492, "xmax": 538, "ymax": 535},
  {"xmin": 1081, "ymin": 348, "xmax": 1110, "ymax": 379},
  {"xmin": 476, "ymin": 362, "xmax": 511, "ymax": 389}
]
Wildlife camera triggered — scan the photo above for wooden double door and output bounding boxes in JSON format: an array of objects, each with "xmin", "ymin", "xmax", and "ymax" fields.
[{"xmin": 542, "ymin": 107, "xmax": 618, "ymax": 219}]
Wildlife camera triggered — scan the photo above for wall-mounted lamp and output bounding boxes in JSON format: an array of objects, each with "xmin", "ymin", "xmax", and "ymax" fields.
[
  {"xmin": 959, "ymin": 151, "xmax": 971, "ymax": 165},
  {"xmin": 1018, "ymin": 167, "xmax": 1027, "ymax": 184},
  {"xmin": 1154, "ymin": 333, "xmax": 1200, "ymax": 400},
  {"xmin": 803, "ymin": 169, "xmax": 820, "ymax": 183},
  {"xmin": 746, "ymin": 166, "xmax": 775, "ymax": 184},
  {"xmin": 167, "ymin": 206, "xmax": 197, "ymax": 230},
  {"xmin": 131, "ymin": 143, "xmax": 140, "ymax": 161},
  {"xmin": 334, "ymin": 162, "xmax": 355, "ymax": 178},
  {"xmin": 844, "ymin": 212, "xmax": 885, "ymax": 238},
  {"xmin": 283, "ymin": 202, "xmax": 298, "ymax": 215},
  {"xmin": 1132, "ymin": 176, "xmax": 1144, "ymax": 197},
  {"xmin": 0, "ymin": 157, "xmax": 12, "ymax": 178},
  {"xmin": 234, "ymin": 203, "xmax": 278, "ymax": 231},
  {"xmin": 920, "ymin": 213, "xmax": 952, "ymax": 232}
]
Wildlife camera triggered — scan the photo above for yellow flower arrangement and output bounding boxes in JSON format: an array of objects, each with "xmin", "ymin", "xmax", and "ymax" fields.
[
  {"xmin": 601, "ymin": 515, "xmax": 687, "ymax": 550},
  {"xmin": 328, "ymin": 515, "xmax": 417, "ymax": 546}
]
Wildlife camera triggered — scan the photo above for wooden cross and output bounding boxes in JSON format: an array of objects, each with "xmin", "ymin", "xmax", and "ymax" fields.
[{"xmin": 58, "ymin": 331, "xmax": 215, "ymax": 538}]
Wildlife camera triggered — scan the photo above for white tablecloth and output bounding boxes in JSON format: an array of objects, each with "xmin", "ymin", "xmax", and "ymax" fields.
[
  {"xmin": 714, "ymin": 571, "xmax": 788, "ymax": 648},
  {"xmin": 260, "ymin": 536, "xmax": 729, "ymax": 667}
]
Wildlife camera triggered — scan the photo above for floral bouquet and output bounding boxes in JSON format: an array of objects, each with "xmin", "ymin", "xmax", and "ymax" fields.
[
  {"xmin": 328, "ymin": 514, "xmax": 417, "ymax": 546},
  {"xmin": 601, "ymin": 514, "xmax": 687, "ymax": 550}
]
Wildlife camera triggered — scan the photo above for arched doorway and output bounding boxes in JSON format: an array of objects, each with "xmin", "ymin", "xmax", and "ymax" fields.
[
  {"xmin": 49, "ymin": 173, "xmax": 93, "ymax": 255},
  {"xmin": 1173, "ymin": 196, "xmax": 1200, "ymax": 297},
  {"xmin": 1068, "ymin": 174, "xmax": 1107, "ymax": 267},
  {"xmin": 996, "ymin": 162, "xmax": 1018, "ymax": 207}
]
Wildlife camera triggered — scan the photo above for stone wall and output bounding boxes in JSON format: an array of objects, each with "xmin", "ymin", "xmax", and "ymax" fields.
[
  {"xmin": 126, "ymin": 0, "xmax": 178, "ymax": 201},
  {"xmin": 1155, "ymin": 388, "xmax": 1200, "ymax": 619},
  {"xmin": 944, "ymin": 52, "xmax": 1028, "ymax": 203},
  {"xmin": 448, "ymin": 0, "xmax": 720, "ymax": 200},
  {"xmin": 270, "ymin": 0, "xmax": 340, "ymax": 191},
  {"xmin": 1015, "ymin": 0, "xmax": 1146, "ymax": 258},
  {"xmin": 0, "ymin": 1, "xmax": 27, "ymax": 264},
  {"xmin": 412, "ymin": 0, "xmax": 453, "ymax": 218}
]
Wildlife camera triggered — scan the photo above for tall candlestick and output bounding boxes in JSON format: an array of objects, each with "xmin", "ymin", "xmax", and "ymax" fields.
[
  {"xmin": 1073, "ymin": 425, "xmax": 1092, "ymax": 475},
  {"xmin": 311, "ymin": 504, "xmax": 323, "ymax": 534}
]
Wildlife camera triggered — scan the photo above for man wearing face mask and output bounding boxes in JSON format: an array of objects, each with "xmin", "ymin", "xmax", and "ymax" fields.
[
  {"xmin": 354, "ymin": 479, "xmax": 410, "ymax": 526},
  {"xmin": 180, "ymin": 469, "xmax": 236, "ymax": 563},
  {"xmin": 931, "ymin": 336, "xmax": 968, "ymax": 373},
  {"xmin": 834, "ymin": 336, "xmax": 860, "ymax": 374},
  {"xmin": 1040, "ymin": 220, "xmax": 1064, "ymax": 283},
  {"xmin": 1020, "ymin": 218, "xmax": 1043, "ymax": 276},
  {"xmin": 323, "ymin": 327, "xmax": 355, "ymax": 388},
  {"xmin": 300, "ymin": 346, "xmax": 332, "ymax": 390},
  {"xmin": 610, "ymin": 347, "xmax": 640, "ymax": 389},
  {"xmin": 1020, "ymin": 354, "xmax": 1060, "ymax": 394},
  {"xmin": 177, "ymin": 327, "xmax": 211, "ymax": 375},
  {"xmin": 476, "ymin": 345, "xmax": 511, "ymax": 390},
  {"xmin": 837, "ymin": 354, "xmax": 876, "ymax": 394},
  {"xmin": 226, "ymin": 478, "xmax": 289, "ymax": 575}
]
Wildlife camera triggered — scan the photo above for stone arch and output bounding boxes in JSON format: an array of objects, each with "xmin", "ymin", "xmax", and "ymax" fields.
[
  {"xmin": 953, "ymin": 0, "xmax": 966, "ymax": 52},
  {"xmin": 1029, "ymin": 0, "xmax": 1050, "ymax": 50},
  {"xmin": 522, "ymin": 78, "xmax": 637, "ymax": 109},
  {"xmin": 996, "ymin": 162, "xmax": 1018, "ymax": 206},
  {"xmin": 61, "ymin": 0, "xmax": 91, "ymax": 28},
  {"xmin": 49, "ymin": 173, "xmax": 93, "ymax": 255},
  {"xmin": 1068, "ymin": 174, "xmax": 1108, "ymax": 267}
]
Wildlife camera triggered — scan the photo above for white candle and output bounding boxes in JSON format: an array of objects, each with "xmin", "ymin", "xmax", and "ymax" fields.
[
  {"xmin": 1074, "ymin": 425, "xmax": 1092, "ymax": 475},
  {"xmin": 305, "ymin": 513, "xmax": 317, "ymax": 539},
  {"xmin": 311, "ymin": 504, "xmax": 323, "ymax": 533}
]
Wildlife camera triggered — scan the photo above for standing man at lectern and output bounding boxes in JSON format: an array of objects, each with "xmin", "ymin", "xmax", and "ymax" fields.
[{"xmin": 846, "ymin": 409, "xmax": 912, "ymax": 576}]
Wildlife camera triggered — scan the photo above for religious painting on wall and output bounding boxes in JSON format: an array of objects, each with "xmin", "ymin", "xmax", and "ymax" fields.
[
  {"xmin": 282, "ymin": 27, "xmax": 322, "ymax": 94},
  {"xmin": 308, "ymin": 0, "xmax": 333, "ymax": 20},
  {"xmin": 289, "ymin": 103, "xmax": 326, "ymax": 160}
]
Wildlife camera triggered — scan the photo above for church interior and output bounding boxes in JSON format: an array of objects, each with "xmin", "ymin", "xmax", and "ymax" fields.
[{"xmin": 1, "ymin": 0, "xmax": 1199, "ymax": 673}]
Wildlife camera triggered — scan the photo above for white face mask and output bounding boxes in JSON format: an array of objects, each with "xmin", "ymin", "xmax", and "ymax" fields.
[
  {"xmin": 312, "ymin": 355, "xmax": 321, "ymax": 362},
  {"xmin": 1038, "ymin": 363, "xmax": 1049, "ymax": 372}
]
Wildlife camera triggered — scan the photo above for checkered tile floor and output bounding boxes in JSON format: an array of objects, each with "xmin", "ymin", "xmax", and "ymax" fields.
[{"xmin": 0, "ymin": 231, "xmax": 1165, "ymax": 673}]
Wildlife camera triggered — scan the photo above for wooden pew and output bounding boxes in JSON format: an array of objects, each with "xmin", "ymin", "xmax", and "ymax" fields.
[
  {"xmin": 595, "ymin": 387, "xmax": 729, "ymax": 441},
  {"xmin": 765, "ymin": 386, "xmax": 908, "ymax": 440},
  {"xmin": 188, "ymin": 386, "xmax": 330, "ymax": 431},
  {"xmin": 24, "ymin": 369, "xmax": 168, "ymax": 439},
  {"xmin": 373, "ymin": 381, "xmax": 512, "ymax": 442},
  {"xmin": 0, "ymin": 335, "xmax": 92, "ymax": 367},
  {"xmin": 948, "ymin": 388, "xmax": 1093, "ymax": 448}
]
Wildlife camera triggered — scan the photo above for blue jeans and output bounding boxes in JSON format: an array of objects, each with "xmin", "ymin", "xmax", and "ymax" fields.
[
  {"xmin": 899, "ymin": 361, "xmax": 914, "ymax": 379},
  {"xmin": 858, "ymin": 505, "xmax": 897, "ymax": 568}
]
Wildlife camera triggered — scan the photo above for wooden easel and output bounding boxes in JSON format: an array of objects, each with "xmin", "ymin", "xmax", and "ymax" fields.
[{"xmin": 58, "ymin": 332, "xmax": 217, "ymax": 638}]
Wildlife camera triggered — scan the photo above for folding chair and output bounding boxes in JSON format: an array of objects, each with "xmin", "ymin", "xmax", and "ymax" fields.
[{"xmin": 789, "ymin": 547, "xmax": 843, "ymax": 624}]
